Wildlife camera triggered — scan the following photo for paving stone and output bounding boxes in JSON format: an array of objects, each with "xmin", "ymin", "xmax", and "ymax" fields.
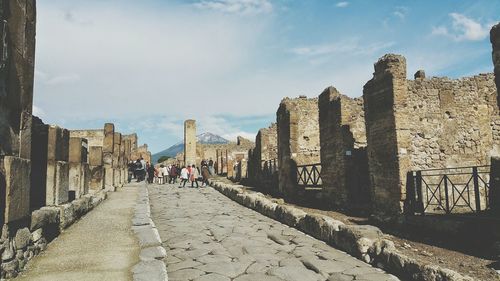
[{"xmin": 148, "ymin": 184, "xmax": 400, "ymax": 281}]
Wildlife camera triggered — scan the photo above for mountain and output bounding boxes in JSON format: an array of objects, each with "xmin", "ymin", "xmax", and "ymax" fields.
[{"xmin": 152, "ymin": 132, "xmax": 229, "ymax": 163}]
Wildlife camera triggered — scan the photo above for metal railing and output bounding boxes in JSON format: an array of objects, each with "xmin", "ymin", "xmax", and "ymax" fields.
[
  {"xmin": 296, "ymin": 163, "xmax": 322, "ymax": 188},
  {"xmin": 261, "ymin": 159, "xmax": 278, "ymax": 181},
  {"xmin": 407, "ymin": 165, "xmax": 490, "ymax": 215}
]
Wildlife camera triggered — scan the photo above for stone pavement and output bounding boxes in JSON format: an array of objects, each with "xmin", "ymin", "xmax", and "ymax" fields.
[
  {"xmin": 149, "ymin": 183, "xmax": 400, "ymax": 281},
  {"xmin": 15, "ymin": 183, "xmax": 141, "ymax": 281}
]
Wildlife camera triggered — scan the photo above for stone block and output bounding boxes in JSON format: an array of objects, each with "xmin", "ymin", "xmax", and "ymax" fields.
[
  {"xmin": 30, "ymin": 206, "xmax": 60, "ymax": 231},
  {"xmin": 104, "ymin": 167, "xmax": 115, "ymax": 190},
  {"xmin": 184, "ymin": 120, "xmax": 197, "ymax": 166},
  {"xmin": 103, "ymin": 123, "xmax": 114, "ymax": 154},
  {"xmin": 89, "ymin": 165, "xmax": 105, "ymax": 192},
  {"xmin": 1, "ymin": 156, "xmax": 31, "ymax": 223},
  {"xmin": 88, "ymin": 146, "xmax": 103, "ymax": 166},
  {"xmin": 274, "ymin": 205, "xmax": 306, "ymax": 227},
  {"xmin": 58, "ymin": 203, "xmax": 75, "ymax": 229},
  {"xmin": 46, "ymin": 161, "xmax": 69, "ymax": 205},
  {"xmin": 14, "ymin": 228, "xmax": 31, "ymax": 250},
  {"xmin": 333, "ymin": 224, "xmax": 382, "ymax": 258},
  {"xmin": 69, "ymin": 137, "xmax": 87, "ymax": 163}
]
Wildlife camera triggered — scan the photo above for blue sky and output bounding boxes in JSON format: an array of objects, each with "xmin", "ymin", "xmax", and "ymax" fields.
[{"xmin": 33, "ymin": 0, "xmax": 500, "ymax": 153}]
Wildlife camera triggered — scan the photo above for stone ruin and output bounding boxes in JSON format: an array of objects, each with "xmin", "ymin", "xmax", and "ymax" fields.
[
  {"xmin": 277, "ymin": 96, "xmax": 321, "ymax": 199},
  {"xmin": 244, "ymin": 24, "xmax": 500, "ymax": 219},
  {"xmin": 0, "ymin": 1, "xmax": 151, "ymax": 277},
  {"xmin": 184, "ymin": 119, "xmax": 197, "ymax": 166},
  {"xmin": 247, "ymin": 123, "xmax": 278, "ymax": 192}
]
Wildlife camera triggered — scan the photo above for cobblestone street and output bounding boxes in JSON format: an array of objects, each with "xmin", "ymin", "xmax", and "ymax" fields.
[{"xmin": 148, "ymin": 184, "xmax": 399, "ymax": 281}]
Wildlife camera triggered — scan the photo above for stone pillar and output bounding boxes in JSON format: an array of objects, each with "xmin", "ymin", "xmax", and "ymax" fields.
[
  {"xmin": 363, "ymin": 54, "xmax": 410, "ymax": 218},
  {"xmin": 68, "ymin": 137, "xmax": 88, "ymax": 199},
  {"xmin": 0, "ymin": 0, "xmax": 36, "ymax": 228},
  {"xmin": 277, "ymin": 97, "xmax": 321, "ymax": 200},
  {"xmin": 491, "ymin": 23, "xmax": 500, "ymax": 110},
  {"xmin": 30, "ymin": 117, "xmax": 48, "ymax": 211},
  {"xmin": 103, "ymin": 123, "xmax": 115, "ymax": 190},
  {"xmin": 45, "ymin": 126, "xmax": 70, "ymax": 205},
  {"xmin": 318, "ymin": 87, "xmax": 370, "ymax": 211},
  {"xmin": 113, "ymin": 133, "xmax": 122, "ymax": 188},
  {"xmin": 88, "ymin": 146, "xmax": 104, "ymax": 192},
  {"xmin": 184, "ymin": 120, "xmax": 196, "ymax": 167}
]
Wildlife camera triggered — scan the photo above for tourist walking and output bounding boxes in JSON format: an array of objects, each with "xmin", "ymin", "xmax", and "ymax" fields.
[
  {"xmin": 179, "ymin": 166, "xmax": 189, "ymax": 188},
  {"xmin": 162, "ymin": 165, "xmax": 169, "ymax": 184},
  {"xmin": 135, "ymin": 159, "xmax": 144, "ymax": 182},
  {"xmin": 147, "ymin": 163, "xmax": 155, "ymax": 184},
  {"xmin": 201, "ymin": 164, "xmax": 210, "ymax": 187},
  {"xmin": 190, "ymin": 164, "xmax": 200, "ymax": 188},
  {"xmin": 157, "ymin": 165, "xmax": 164, "ymax": 184},
  {"xmin": 208, "ymin": 159, "xmax": 214, "ymax": 175},
  {"xmin": 169, "ymin": 165, "xmax": 178, "ymax": 184}
]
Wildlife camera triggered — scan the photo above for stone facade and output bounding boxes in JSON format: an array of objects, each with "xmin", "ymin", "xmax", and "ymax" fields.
[
  {"xmin": 130, "ymin": 144, "xmax": 151, "ymax": 163},
  {"xmin": 248, "ymin": 123, "xmax": 278, "ymax": 192},
  {"xmin": 68, "ymin": 138, "xmax": 89, "ymax": 199},
  {"xmin": 277, "ymin": 96, "xmax": 321, "ymax": 199},
  {"xmin": 184, "ymin": 120, "xmax": 197, "ymax": 166},
  {"xmin": 364, "ymin": 54, "xmax": 499, "ymax": 217},
  {"xmin": 318, "ymin": 87, "xmax": 370, "ymax": 212}
]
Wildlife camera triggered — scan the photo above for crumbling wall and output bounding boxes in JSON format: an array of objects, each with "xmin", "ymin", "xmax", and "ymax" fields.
[
  {"xmin": 318, "ymin": 87, "xmax": 370, "ymax": 212},
  {"xmin": 364, "ymin": 54, "xmax": 499, "ymax": 217},
  {"xmin": 248, "ymin": 123, "xmax": 278, "ymax": 191},
  {"xmin": 68, "ymin": 138, "xmax": 89, "ymax": 199},
  {"xmin": 277, "ymin": 96, "xmax": 320, "ymax": 199},
  {"xmin": 70, "ymin": 130, "xmax": 104, "ymax": 147}
]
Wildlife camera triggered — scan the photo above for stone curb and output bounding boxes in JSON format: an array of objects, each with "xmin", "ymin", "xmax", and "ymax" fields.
[
  {"xmin": 132, "ymin": 186, "xmax": 168, "ymax": 281},
  {"xmin": 208, "ymin": 179, "xmax": 474, "ymax": 281}
]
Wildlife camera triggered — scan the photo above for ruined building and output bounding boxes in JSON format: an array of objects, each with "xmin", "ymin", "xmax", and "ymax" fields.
[
  {"xmin": 318, "ymin": 87, "xmax": 370, "ymax": 212},
  {"xmin": 247, "ymin": 123, "xmax": 278, "ymax": 192},
  {"xmin": 0, "ymin": 2, "xmax": 151, "ymax": 277},
  {"xmin": 277, "ymin": 96, "xmax": 321, "ymax": 199}
]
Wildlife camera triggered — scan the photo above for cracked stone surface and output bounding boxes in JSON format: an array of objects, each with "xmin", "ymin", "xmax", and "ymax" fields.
[{"xmin": 149, "ymin": 184, "xmax": 400, "ymax": 281}]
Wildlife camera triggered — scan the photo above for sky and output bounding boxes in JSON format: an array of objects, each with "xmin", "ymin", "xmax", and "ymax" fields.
[{"xmin": 33, "ymin": 0, "xmax": 500, "ymax": 154}]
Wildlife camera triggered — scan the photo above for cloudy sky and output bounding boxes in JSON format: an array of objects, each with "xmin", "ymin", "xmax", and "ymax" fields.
[{"xmin": 34, "ymin": 0, "xmax": 499, "ymax": 153}]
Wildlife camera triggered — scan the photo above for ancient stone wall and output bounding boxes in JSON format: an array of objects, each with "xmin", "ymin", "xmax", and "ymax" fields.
[
  {"xmin": 248, "ymin": 123, "xmax": 278, "ymax": 191},
  {"xmin": 318, "ymin": 87, "xmax": 370, "ymax": 212},
  {"xmin": 123, "ymin": 133, "xmax": 138, "ymax": 151},
  {"xmin": 184, "ymin": 120, "xmax": 197, "ymax": 166},
  {"xmin": 70, "ymin": 130, "xmax": 104, "ymax": 147},
  {"xmin": 68, "ymin": 138, "xmax": 89, "ymax": 199},
  {"xmin": 131, "ymin": 144, "xmax": 151, "ymax": 163},
  {"xmin": 364, "ymin": 54, "xmax": 499, "ymax": 217},
  {"xmin": 277, "ymin": 96, "xmax": 320, "ymax": 199}
]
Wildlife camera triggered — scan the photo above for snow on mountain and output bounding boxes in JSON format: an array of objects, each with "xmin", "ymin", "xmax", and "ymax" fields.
[{"xmin": 152, "ymin": 132, "xmax": 229, "ymax": 163}]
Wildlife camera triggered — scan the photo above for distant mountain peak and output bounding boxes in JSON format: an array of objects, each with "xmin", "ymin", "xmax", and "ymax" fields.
[{"xmin": 152, "ymin": 132, "xmax": 229, "ymax": 163}]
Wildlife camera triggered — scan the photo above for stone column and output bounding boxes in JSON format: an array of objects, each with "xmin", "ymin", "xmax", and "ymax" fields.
[
  {"xmin": 491, "ymin": 23, "xmax": 500, "ymax": 110},
  {"xmin": 363, "ymin": 54, "xmax": 410, "ymax": 218},
  {"xmin": 68, "ymin": 137, "xmax": 89, "ymax": 199},
  {"xmin": 184, "ymin": 120, "xmax": 197, "ymax": 166},
  {"xmin": 277, "ymin": 97, "xmax": 320, "ymax": 200},
  {"xmin": 103, "ymin": 123, "xmax": 115, "ymax": 190},
  {"xmin": 113, "ymin": 132, "xmax": 122, "ymax": 188},
  {"xmin": 319, "ymin": 87, "xmax": 370, "ymax": 211},
  {"xmin": 0, "ymin": 0, "xmax": 36, "ymax": 227},
  {"xmin": 88, "ymin": 146, "xmax": 104, "ymax": 192},
  {"xmin": 45, "ymin": 126, "xmax": 70, "ymax": 205}
]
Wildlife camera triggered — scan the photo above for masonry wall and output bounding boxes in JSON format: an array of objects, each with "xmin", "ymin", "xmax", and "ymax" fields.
[
  {"xmin": 318, "ymin": 87, "xmax": 370, "ymax": 212},
  {"xmin": 364, "ymin": 54, "xmax": 500, "ymax": 217},
  {"xmin": 248, "ymin": 123, "xmax": 278, "ymax": 191},
  {"xmin": 277, "ymin": 97, "xmax": 320, "ymax": 199}
]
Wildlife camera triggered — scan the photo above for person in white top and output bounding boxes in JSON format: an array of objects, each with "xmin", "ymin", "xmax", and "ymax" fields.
[
  {"xmin": 179, "ymin": 166, "xmax": 189, "ymax": 188},
  {"xmin": 161, "ymin": 165, "xmax": 169, "ymax": 185}
]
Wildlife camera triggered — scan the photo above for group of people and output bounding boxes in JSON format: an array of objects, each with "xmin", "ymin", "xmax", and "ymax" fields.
[{"xmin": 128, "ymin": 158, "xmax": 216, "ymax": 188}]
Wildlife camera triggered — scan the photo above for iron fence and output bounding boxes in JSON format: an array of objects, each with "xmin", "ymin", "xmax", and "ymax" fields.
[
  {"xmin": 407, "ymin": 165, "xmax": 491, "ymax": 215},
  {"xmin": 296, "ymin": 163, "xmax": 322, "ymax": 188},
  {"xmin": 261, "ymin": 159, "xmax": 278, "ymax": 180}
]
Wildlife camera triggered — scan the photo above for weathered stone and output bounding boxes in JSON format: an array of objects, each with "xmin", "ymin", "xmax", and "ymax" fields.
[
  {"xmin": 277, "ymin": 97, "xmax": 320, "ymax": 199},
  {"xmin": 31, "ymin": 228, "xmax": 43, "ymax": 242},
  {"xmin": 58, "ymin": 203, "xmax": 76, "ymax": 229},
  {"xmin": 333, "ymin": 224, "xmax": 382, "ymax": 258},
  {"xmin": 318, "ymin": 87, "xmax": 370, "ymax": 211},
  {"xmin": 139, "ymin": 246, "xmax": 167, "ymax": 261},
  {"xmin": 2, "ymin": 156, "xmax": 31, "ymax": 223},
  {"xmin": 185, "ymin": 120, "xmax": 197, "ymax": 166},
  {"xmin": 132, "ymin": 260, "xmax": 168, "ymax": 281},
  {"xmin": 14, "ymin": 228, "xmax": 31, "ymax": 250},
  {"xmin": 491, "ymin": 23, "xmax": 500, "ymax": 109},
  {"xmin": 275, "ymin": 205, "xmax": 306, "ymax": 227},
  {"xmin": 30, "ymin": 206, "xmax": 60, "ymax": 231}
]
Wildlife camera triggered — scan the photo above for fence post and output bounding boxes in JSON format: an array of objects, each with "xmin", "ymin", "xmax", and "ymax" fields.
[
  {"xmin": 472, "ymin": 166, "xmax": 481, "ymax": 212},
  {"xmin": 416, "ymin": 171, "xmax": 424, "ymax": 213},
  {"xmin": 444, "ymin": 175, "xmax": 450, "ymax": 214}
]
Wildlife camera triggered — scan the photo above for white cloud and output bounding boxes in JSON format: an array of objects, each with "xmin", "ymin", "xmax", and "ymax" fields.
[
  {"xmin": 336, "ymin": 2, "xmax": 349, "ymax": 8},
  {"xmin": 193, "ymin": 0, "xmax": 272, "ymax": 15},
  {"xmin": 393, "ymin": 7, "xmax": 408, "ymax": 20},
  {"xmin": 290, "ymin": 38, "xmax": 395, "ymax": 57},
  {"xmin": 432, "ymin": 13, "xmax": 494, "ymax": 41}
]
